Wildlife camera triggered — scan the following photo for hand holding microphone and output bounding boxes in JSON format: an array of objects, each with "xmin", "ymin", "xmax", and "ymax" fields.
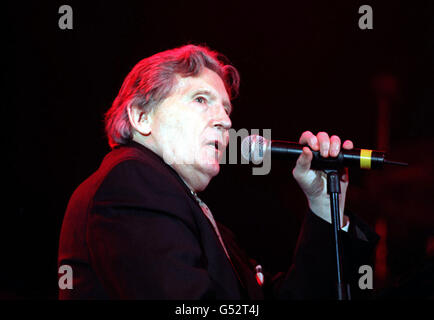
[
  {"xmin": 241, "ymin": 131, "xmax": 407, "ymax": 225},
  {"xmin": 293, "ymin": 131, "xmax": 352, "ymax": 225}
]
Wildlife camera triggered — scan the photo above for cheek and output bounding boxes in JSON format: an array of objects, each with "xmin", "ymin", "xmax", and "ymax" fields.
[
  {"xmin": 163, "ymin": 121, "xmax": 200, "ymax": 155},
  {"xmin": 155, "ymin": 112, "xmax": 184, "ymax": 139},
  {"xmin": 156, "ymin": 107, "xmax": 206, "ymax": 153},
  {"xmin": 176, "ymin": 115, "xmax": 205, "ymax": 141}
]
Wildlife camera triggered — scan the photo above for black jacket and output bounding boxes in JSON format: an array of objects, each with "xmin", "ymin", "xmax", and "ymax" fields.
[{"xmin": 58, "ymin": 141, "xmax": 379, "ymax": 299}]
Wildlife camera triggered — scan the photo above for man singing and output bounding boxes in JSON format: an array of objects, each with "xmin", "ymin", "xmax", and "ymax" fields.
[{"xmin": 58, "ymin": 44, "xmax": 378, "ymax": 299}]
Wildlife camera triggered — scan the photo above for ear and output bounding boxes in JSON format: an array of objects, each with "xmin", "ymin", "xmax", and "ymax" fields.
[{"xmin": 127, "ymin": 104, "xmax": 152, "ymax": 136}]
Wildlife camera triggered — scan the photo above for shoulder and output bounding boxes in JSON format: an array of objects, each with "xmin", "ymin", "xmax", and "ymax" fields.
[{"xmin": 92, "ymin": 142, "xmax": 194, "ymax": 219}]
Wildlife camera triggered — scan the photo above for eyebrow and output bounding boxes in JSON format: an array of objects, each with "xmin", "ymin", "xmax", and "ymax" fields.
[{"xmin": 192, "ymin": 89, "xmax": 232, "ymax": 115}]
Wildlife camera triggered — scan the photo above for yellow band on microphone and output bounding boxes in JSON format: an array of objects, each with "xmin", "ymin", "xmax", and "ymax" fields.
[{"xmin": 360, "ymin": 149, "xmax": 372, "ymax": 169}]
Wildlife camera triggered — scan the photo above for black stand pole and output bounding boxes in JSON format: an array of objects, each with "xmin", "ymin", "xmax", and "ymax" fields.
[{"xmin": 325, "ymin": 169, "xmax": 350, "ymax": 300}]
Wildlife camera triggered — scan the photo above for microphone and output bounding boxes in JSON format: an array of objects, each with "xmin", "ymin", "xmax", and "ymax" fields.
[{"xmin": 241, "ymin": 135, "xmax": 408, "ymax": 170}]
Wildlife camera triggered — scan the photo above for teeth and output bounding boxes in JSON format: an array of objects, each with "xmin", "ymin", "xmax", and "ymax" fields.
[{"xmin": 206, "ymin": 141, "xmax": 221, "ymax": 151}]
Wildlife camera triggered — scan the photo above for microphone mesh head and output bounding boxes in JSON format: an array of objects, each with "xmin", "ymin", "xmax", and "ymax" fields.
[{"xmin": 241, "ymin": 135, "xmax": 269, "ymax": 163}]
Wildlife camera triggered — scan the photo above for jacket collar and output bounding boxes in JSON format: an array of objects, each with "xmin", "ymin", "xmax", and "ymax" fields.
[{"xmin": 121, "ymin": 140, "xmax": 198, "ymax": 198}]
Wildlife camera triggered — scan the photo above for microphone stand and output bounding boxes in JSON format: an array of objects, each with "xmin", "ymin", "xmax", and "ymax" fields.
[{"xmin": 325, "ymin": 169, "xmax": 350, "ymax": 300}]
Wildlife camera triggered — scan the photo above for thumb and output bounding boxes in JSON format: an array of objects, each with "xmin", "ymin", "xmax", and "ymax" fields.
[{"xmin": 293, "ymin": 147, "xmax": 312, "ymax": 179}]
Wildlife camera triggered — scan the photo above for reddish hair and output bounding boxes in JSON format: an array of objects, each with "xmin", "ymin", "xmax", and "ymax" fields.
[{"xmin": 104, "ymin": 44, "xmax": 240, "ymax": 148}]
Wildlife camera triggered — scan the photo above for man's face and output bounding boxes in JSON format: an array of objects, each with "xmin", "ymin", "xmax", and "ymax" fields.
[{"xmin": 148, "ymin": 68, "xmax": 232, "ymax": 191}]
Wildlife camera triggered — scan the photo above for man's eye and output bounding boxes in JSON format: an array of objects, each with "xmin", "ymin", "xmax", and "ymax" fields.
[{"xmin": 195, "ymin": 96, "xmax": 206, "ymax": 104}]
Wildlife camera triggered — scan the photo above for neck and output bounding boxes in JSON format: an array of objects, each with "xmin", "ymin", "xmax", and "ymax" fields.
[{"xmin": 131, "ymin": 136, "xmax": 210, "ymax": 193}]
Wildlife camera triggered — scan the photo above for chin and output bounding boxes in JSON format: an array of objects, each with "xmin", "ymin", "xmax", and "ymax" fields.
[
  {"xmin": 203, "ymin": 162, "xmax": 220, "ymax": 178},
  {"xmin": 194, "ymin": 166, "xmax": 218, "ymax": 192},
  {"xmin": 199, "ymin": 151, "xmax": 221, "ymax": 176}
]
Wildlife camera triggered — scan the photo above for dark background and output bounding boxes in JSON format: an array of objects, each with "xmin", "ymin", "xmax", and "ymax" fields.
[{"xmin": 3, "ymin": 0, "xmax": 433, "ymax": 299}]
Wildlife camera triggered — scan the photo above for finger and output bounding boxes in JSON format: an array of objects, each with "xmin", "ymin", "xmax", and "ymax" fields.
[
  {"xmin": 317, "ymin": 132, "xmax": 330, "ymax": 157},
  {"xmin": 293, "ymin": 147, "xmax": 313, "ymax": 177},
  {"xmin": 299, "ymin": 131, "xmax": 319, "ymax": 151},
  {"xmin": 342, "ymin": 140, "xmax": 354, "ymax": 150},
  {"xmin": 330, "ymin": 135, "xmax": 341, "ymax": 157}
]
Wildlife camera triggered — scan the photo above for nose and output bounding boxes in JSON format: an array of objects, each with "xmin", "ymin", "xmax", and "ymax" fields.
[{"xmin": 213, "ymin": 105, "xmax": 232, "ymax": 131}]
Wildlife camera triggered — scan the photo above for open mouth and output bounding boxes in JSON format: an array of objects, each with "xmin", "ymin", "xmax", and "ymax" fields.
[
  {"xmin": 207, "ymin": 140, "xmax": 221, "ymax": 151},
  {"xmin": 206, "ymin": 141, "xmax": 225, "ymax": 162}
]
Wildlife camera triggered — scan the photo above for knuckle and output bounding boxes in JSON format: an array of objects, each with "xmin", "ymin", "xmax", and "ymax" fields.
[
  {"xmin": 300, "ymin": 131, "xmax": 313, "ymax": 143},
  {"xmin": 295, "ymin": 156, "xmax": 304, "ymax": 166},
  {"xmin": 331, "ymin": 135, "xmax": 341, "ymax": 142},
  {"xmin": 321, "ymin": 140, "xmax": 330, "ymax": 148},
  {"xmin": 301, "ymin": 130, "xmax": 313, "ymax": 138}
]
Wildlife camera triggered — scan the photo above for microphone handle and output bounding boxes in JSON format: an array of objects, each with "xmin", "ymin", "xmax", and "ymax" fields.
[{"xmin": 270, "ymin": 141, "xmax": 386, "ymax": 170}]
